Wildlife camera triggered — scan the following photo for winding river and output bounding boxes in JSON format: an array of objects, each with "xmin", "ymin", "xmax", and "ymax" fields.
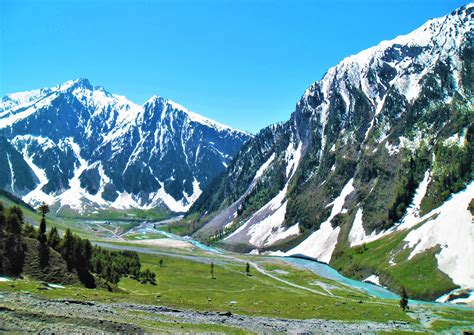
[{"xmin": 106, "ymin": 219, "xmax": 472, "ymax": 308}]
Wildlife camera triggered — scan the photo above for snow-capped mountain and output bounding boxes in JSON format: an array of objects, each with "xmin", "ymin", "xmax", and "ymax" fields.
[
  {"xmin": 189, "ymin": 4, "xmax": 473, "ymax": 300},
  {"xmin": 0, "ymin": 79, "xmax": 251, "ymax": 213}
]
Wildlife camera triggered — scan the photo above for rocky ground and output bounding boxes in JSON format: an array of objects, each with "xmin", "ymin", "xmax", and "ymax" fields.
[{"xmin": 0, "ymin": 291, "xmax": 423, "ymax": 333}]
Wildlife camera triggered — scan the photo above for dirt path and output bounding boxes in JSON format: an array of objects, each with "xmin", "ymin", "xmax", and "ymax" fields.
[{"xmin": 248, "ymin": 260, "xmax": 330, "ymax": 296}]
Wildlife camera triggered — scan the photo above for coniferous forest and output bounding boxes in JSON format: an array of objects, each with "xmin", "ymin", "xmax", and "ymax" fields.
[{"xmin": 0, "ymin": 202, "xmax": 156, "ymax": 290}]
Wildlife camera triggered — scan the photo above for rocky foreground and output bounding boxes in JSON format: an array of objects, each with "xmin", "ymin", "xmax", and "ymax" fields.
[{"xmin": 0, "ymin": 291, "xmax": 435, "ymax": 333}]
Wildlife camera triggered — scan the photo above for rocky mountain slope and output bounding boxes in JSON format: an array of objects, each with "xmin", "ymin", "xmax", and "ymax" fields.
[
  {"xmin": 189, "ymin": 4, "xmax": 473, "ymax": 300},
  {"xmin": 0, "ymin": 79, "xmax": 250, "ymax": 213}
]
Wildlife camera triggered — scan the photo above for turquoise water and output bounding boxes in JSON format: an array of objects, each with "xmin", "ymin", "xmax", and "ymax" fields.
[
  {"xmin": 132, "ymin": 221, "xmax": 472, "ymax": 308},
  {"xmin": 158, "ymin": 230, "xmax": 223, "ymax": 254},
  {"xmin": 280, "ymin": 255, "xmax": 399, "ymax": 300},
  {"xmin": 157, "ymin": 227, "xmax": 398, "ymax": 299}
]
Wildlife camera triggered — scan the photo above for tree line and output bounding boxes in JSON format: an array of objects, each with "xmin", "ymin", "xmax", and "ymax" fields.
[
  {"xmin": 0, "ymin": 203, "xmax": 25, "ymax": 275},
  {"xmin": 0, "ymin": 202, "xmax": 155, "ymax": 289}
]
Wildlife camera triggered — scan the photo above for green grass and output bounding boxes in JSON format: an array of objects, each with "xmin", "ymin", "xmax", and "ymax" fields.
[
  {"xmin": 157, "ymin": 221, "xmax": 194, "ymax": 236},
  {"xmin": 124, "ymin": 232, "xmax": 166, "ymax": 240},
  {"xmin": 258, "ymin": 261, "xmax": 371, "ymax": 300},
  {"xmin": 2, "ymin": 244, "xmax": 474, "ymax": 333},
  {"xmin": 429, "ymin": 319, "xmax": 474, "ymax": 332},
  {"xmin": 331, "ymin": 226, "xmax": 457, "ymax": 300},
  {"xmin": 121, "ymin": 309, "xmax": 253, "ymax": 334},
  {"xmin": 115, "ymin": 253, "xmax": 415, "ymax": 322},
  {"xmin": 55, "ymin": 206, "xmax": 172, "ymax": 221},
  {"xmin": 1, "ymin": 193, "xmax": 472, "ymax": 332},
  {"xmin": 0, "ymin": 251, "xmax": 415, "ymax": 323}
]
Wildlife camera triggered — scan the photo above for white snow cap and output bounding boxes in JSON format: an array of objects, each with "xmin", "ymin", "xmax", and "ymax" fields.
[{"xmin": 1, "ymin": 78, "xmax": 248, "ymax": 212}]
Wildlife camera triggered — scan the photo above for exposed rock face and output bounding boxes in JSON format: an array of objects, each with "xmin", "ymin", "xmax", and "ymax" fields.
[
  {"xmin": 190, "ymin": 5, "xmax": 473, "ymax": 293},
  {"xmin": 0, "ymin": 79, "xmax": 251, "ymax": 213}
]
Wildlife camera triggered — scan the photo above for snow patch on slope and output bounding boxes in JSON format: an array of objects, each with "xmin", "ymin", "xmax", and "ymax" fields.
[
  {"xmin": 0, "ymin": 93, "xmax": 58, "ymax": 129},
  {"xmin": 348, "ymin": 208, "xmax": 377, "ymax": 247},
  {"xmin": 349, "ymin": 170, "xmax": 431, "ymax": 247},
  {"xmin": 287, "ymin": 178, "xmax": 355, "ymax": 263},
  {"xmin": 6, "ymin": 153, "xmax": 15, "ymax": 193},
  {"xmin": 57, "ymin": 138, "xmax": 107, "ymax": 212},
  {"xmin": 363, "ymin": 275, "xmax": 381, "ymax": 286},
  {"xmin": 436, "ymin": 288, "xmax": 474, "ymax": 304},
  {"xmin": 152, "ymin": 180, "xmax": 202, "ymax": 213},
  {"xmin": 234, "ymin": 183, "xmax": 298, "ymax": 247},
  {"xmin": 285, "ymin": 141, "xmax": 303, "ymax": 178},
  {"xmin": 254, "ymin": 153, "xmax": 276, "ymax": 180},
  {"xmin": 397, "ymin": 170, "xmax": 431, "ymax": 230},
  {"xmin": 226, "ymin": 142, "xmax": 302, "ymax": 247},
  {"xmin": 20, "ymin": 148, "xmax": 55, "ymax": 206},
  {"xmin": 167, "ymin": 99, "xmax": 246, "ymax": 135},
  {"xmin": 404, "ymin": 181, "xmax": 474, "ymax": 288}
]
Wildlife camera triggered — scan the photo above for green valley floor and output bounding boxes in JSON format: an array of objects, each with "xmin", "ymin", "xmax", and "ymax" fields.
[{"xmin": 1, "ymin": 230, "xmax": 474, "ymax": 333}]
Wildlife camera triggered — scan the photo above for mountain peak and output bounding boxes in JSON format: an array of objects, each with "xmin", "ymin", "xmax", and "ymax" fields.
[
  {"xmin": 60, "ymin": 78, "xmax": 93, "ymax": 91},
  {"xmin": 0, "ymin": 79, "xmax": 251, "ymax": 214},
  {"xmin": 143, "ymin": 94, "xmax": 164, "ymax": 106},
  {"xmin": 331, "ymin": 3, "xmax": 471, "ymax": 73},
  {"xmin": 166, "ymin": 99, "xmax": 250, "ymax": 135}
]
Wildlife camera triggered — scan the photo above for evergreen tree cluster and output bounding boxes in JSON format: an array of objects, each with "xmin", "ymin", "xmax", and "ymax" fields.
[
  {"xmin": 55, "ymin": 229, "xmax": 95, "ymax": 287},
  {"xmin": 138, "ymin": 269, "xmax": 157, "ymax": 285},
  {"xmin": 387, "ymin": 148, "xmax": 430, "ymax": 225},
  {"xmin": 0, "ymin": 201, "xmax": 157, "ymax": 289},
  {"xmin": 0, "ymin": 203, "xmax": 25, "ymax": 276},
  {"xmin": 38, "ymin": 203, "xmax": 50, "ymax": 269},
  {"xmin": 387, "ymin": 157, "xmax": 419, "ymax": 224},
  {"xmin": 427, "ymin": 127, "xmax": 473, "ymax": 204},
  {"xmin": 90, "ymin": 247, "xmax": 153, "ymax": 285}
]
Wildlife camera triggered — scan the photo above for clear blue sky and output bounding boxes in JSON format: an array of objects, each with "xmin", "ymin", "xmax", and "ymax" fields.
[{"xmin": 0, "ymin": 0, "xmax": 467, "ymax": 133}]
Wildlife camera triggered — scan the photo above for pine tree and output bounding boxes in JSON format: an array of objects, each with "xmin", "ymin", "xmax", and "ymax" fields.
[
  {"xmin": 37, "ymin": 202, "xmax": 49, "ymax": 242},
  {"xmin": 82, "ymin": 239, "xmax": 93, "ymax": 270},
  {"xmin": 60, "ymin": 229, "xmax": 76, "ymax": 271},
  {"xmin": 47, "ymin": 227, "xmax": 61, "ymax": 251},
  {"xmin": 39, "ymin": 202, "xmax": 49, "ymax": 218},
  {"xmin": 38, "ymin": 217, "xmax": 47, "ymax": 243},
  {"xmin": 400, "ymin": 286, "xmax": 409, "ymax": 312},
  {"xmin": 37, "ymin": 202, "xmax": 50, "ymax": 268},
  {"xmin": 139, "ymin": 269, "xmax": 156, "ymax": 285},
  {"xmin": 0, "ymin": 202, "xmax": 5, "ymax": 232},
  {"xmin": 0, "ymin": 203, "xmax": 5, "ymax": 274},
  {"xmin": 4, "ymin": 210, "xmax": 25, "ymax": 275},
  {"xmin": 94, "ymin": 256, "xmax": 104, "ymax": 275},
  {"xmin": 105, "ymin": 264, "xmax": 119, "ymax": 285},
  {"xmin": 7, "ymin": 208, "xmax": 22, "ymax": 234},
  {"xmin": 38, "ymin": 238, "xmax": 50, "ymax": 269},
  {"xmin": 210, "ymin": 262, "xmax": 215, "ymax": 279}
]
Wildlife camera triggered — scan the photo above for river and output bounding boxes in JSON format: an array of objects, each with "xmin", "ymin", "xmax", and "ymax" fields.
[{"xmin": 108, "ymin": 219, "xmax": 472, "ymax": 308}]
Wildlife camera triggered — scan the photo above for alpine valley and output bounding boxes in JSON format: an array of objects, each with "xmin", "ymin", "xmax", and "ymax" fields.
[
  {"xmin": 0, "ymin": 79, "xmax": 251, "ymax": 215},
  {"xmin": 188, "ymin": 4, "xmax": 474, "ymax": 301},
  {"xmin": 0, "ymin": 3, "xmax": 473, "ymax": 331}
]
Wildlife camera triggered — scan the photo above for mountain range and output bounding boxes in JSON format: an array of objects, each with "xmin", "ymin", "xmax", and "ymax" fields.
[
  {"xmin": 0, "ymin": 79, "xmax": 251, "ymax": 214},
  {"xmin": 1, "ymin": 3, "xmax": 472, "ymax": 301},
  {"xmin": 188, "ymin": 4, "xmax": 473, "ymax": 300}
]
